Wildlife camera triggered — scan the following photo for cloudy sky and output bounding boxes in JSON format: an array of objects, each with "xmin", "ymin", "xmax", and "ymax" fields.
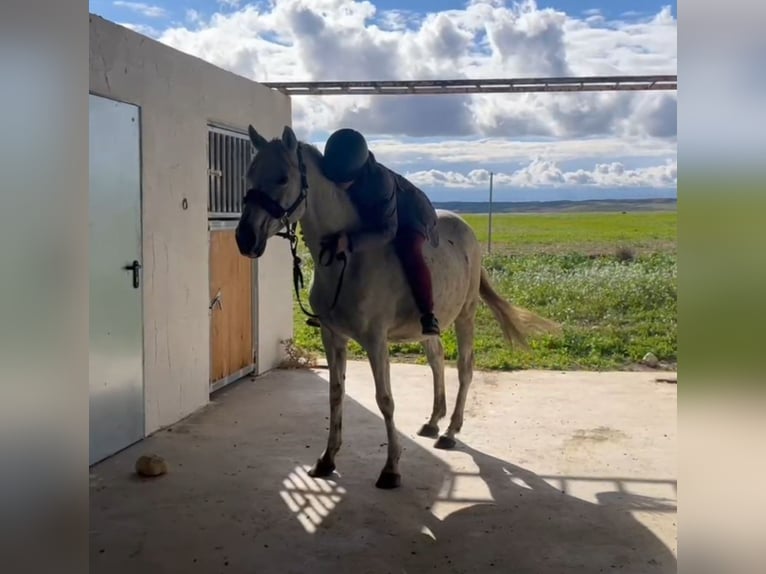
[{"xmin": 90, "ymin": 0, "xmax": 677, "ymax": 202}]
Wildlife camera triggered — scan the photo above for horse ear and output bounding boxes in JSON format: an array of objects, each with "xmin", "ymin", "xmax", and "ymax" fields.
[
  {"xmin": 248, "ymin": 124, "xmax": 268, "ymax": 150},
  {"xmin": 281, "ymin": 125, "xmax": 298, "ymax": 153}
]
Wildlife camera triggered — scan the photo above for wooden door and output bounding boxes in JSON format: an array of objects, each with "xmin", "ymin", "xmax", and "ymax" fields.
[{"xmin": 209, "ymin": 226, "xmax": 255, "ymax": 390}]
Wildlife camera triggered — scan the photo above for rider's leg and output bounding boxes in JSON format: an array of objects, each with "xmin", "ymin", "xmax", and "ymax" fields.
[{"xmin": 393, "ymin": 228, "xmax": 440, "ymax": 335}]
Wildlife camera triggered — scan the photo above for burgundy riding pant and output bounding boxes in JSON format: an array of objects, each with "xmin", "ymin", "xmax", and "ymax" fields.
[{"xmin": 393, "ymin": 228, "xmax": 434, "ymax": 315}]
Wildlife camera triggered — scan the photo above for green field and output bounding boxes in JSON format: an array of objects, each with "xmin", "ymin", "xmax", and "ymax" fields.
[
  {"xmin": 290, "ymin": 210, "xmax": 677, "ymax": 372},
  {"xmin": 463, "ymin": 211, "xmax": 677, "ymax": 255}
]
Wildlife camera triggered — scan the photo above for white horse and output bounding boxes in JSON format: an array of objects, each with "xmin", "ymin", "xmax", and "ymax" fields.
[{"xmin": 235, "ymin": 125, "xmax": 561, "ymax": 489}]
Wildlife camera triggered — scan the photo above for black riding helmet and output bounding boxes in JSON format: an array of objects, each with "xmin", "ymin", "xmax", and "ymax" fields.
[{"xmin": 323, "ymin": 128, "xmax": 369, "ymax": 183}]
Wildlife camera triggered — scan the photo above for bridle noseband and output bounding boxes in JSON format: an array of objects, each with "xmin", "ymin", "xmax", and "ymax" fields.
[{"xmin": 242, "ymin": 144, "xmax": 346, "ymax": 321}]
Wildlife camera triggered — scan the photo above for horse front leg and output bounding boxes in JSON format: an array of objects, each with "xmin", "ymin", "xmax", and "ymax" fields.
[
  {"xmin": 363, "ymin": 336, "xmax": 402, "ymax": 489},
  {"xmin": 309, "ymin": 325, "xmax": 348, "ymax": 478}
]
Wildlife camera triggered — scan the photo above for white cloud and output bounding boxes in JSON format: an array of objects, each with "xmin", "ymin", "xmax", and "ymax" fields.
[
  {"xmin": 377, "ymin": 9, "xmax": 423, "ymax": 31},
  {"xmin": 186, "ymin": 9, "xmax": 202, "ymax": 25},
  {"xmin": 152, "ymin": 0, "xmax": 676, "ymax": 140},
  {"xmin": 110, "ymin": 0, "xmax": 678, "ymax": 193},
  {"xmin": 113, "ymin": 1, "xmax": 168, "ymax": 19},
  {"xmin": 405, "ymin": 158, "xmax": 677, "ymax": 189},
  {"xmin": 349, "ymin": 136, "xmax": 677, "ymax": 166}
]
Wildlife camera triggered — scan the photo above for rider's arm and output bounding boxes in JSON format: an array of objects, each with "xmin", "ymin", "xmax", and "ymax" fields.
[{"xmin": 346, "ymin": 168, "xmax": 398, "ymax": 253}]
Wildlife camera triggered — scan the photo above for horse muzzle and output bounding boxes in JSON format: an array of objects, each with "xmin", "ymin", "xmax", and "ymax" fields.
[{"xmin": 235, "ymin": 226, "xmax": 266, "ymax": 258}]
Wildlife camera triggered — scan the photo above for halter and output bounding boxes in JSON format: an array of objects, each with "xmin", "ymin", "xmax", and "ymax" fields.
[
  {"xmin": 243, "ymin": 145, "xmax": 309, "ymax": 234},
  {"xmin": 243, "ymin": 144, "xmax": 346, "ymax": 321}
]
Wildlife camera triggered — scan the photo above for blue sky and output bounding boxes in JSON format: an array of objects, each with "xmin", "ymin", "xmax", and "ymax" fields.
[
  {"xmin": 94, "ymin": 0, "xmax": 676, "ymax": 28},
  {"xmin": 90, "ymin": 0, "xmax": 677, "ymax": 202}
]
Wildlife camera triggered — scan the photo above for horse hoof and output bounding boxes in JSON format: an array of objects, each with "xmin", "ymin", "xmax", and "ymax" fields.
[
  {"xmin": 375, "ymin": 471, "xmax": 401, "ymax": 489},
  {"xmin": 308, "ymin": 458, "xmax": 336, "ymax": 478},
  {"xmin": 435, "ymin": 435, "xmax": 456, "ymax": 450},
  {"xmin": 417, "ymin": 423, "xmax": 440, "ymax": 438}
]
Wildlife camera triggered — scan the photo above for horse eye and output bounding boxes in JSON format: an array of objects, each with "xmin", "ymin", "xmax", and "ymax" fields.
[{"xmin": 277, "ymin": 175, "xmax": 288, "ymax": 186}]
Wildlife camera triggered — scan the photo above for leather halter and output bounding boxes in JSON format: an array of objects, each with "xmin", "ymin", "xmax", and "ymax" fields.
[{"xmin": 243, "ymin": 145, "xmax": 346, "ymax": 321}]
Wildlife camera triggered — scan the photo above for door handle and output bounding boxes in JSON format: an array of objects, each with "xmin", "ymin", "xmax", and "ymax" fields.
[{"xmin": 122, "ymin": 260, "xmax": 142, "ymax": 289}]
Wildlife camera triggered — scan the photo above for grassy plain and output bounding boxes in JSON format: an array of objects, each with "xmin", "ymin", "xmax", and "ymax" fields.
[
  {"xmin": 463, "ymin": 211, "xmax": 677, "ymax": 256},
  {"xmin": 290, "ymin": 210, "xmax": 677, "ymax": 372}
]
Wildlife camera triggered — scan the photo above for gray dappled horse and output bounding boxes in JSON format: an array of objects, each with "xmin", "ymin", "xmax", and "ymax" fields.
[{"xmin": 235, "ymin": 125, "xmax": 561, "ymax": 489}]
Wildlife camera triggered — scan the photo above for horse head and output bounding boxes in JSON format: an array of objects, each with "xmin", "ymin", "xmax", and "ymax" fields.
[{"xmin": 235, "ymin": 124, "xmax": 307, "ymax": 258}]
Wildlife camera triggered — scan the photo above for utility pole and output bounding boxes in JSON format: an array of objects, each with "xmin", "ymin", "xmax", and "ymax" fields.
[{"xmin": 487, "ymin": 171, "xmax": 494, "ymax": 254}]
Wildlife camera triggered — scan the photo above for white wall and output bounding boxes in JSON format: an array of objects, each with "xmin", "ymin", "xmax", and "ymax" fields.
[
  {"xmin": 89, "ymin": 14, "xmax": 294, "ymax": 435},
  {"xmin": 255, "ymin": 244, "xmax": 295, "ymax": 375}
]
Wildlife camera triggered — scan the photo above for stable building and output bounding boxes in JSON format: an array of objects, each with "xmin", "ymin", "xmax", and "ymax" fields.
[{"xmin": 89, "ymin": 14, "xmax": 294, "ymax": 464}]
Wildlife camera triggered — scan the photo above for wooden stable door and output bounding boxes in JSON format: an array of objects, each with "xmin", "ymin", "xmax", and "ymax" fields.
[{"xmin": 209, "ymin": 226, "xmax": 256, "ymax": 390}]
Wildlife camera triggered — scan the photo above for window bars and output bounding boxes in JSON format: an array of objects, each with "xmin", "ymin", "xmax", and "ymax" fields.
[{"xmin": 207, "ymin": 125, "xmax": 255, "ymax": 219}]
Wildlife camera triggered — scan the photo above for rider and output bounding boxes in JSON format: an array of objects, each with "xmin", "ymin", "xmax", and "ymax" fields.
[{"xmin": 319, "ymin": 127, "xmax": 441, "ymax": 336}]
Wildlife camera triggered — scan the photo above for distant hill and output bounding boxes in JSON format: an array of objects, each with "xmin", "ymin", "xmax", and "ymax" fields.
[{"xmin": 432, "ymin": 197, "xmax": 677, "ymax": 214}]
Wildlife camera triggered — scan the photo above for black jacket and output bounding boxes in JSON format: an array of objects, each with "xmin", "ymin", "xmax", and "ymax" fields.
[{"xmin": 344, "ymin": 152, "xmax": 439, "ymax": 253}]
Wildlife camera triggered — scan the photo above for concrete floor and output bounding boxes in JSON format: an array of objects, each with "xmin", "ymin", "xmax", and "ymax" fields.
[{"xmin": 90, "ymin": 361, "xmax": 677, "ymax": 574}]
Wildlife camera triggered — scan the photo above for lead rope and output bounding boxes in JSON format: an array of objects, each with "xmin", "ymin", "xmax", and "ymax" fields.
[
  {"xmin": 282, "ymin": 222, "xmax": 321, "ymax": 320},
  {"xmin": 276, "ymin": 145, "xmax": 347, "ymax": 321}
]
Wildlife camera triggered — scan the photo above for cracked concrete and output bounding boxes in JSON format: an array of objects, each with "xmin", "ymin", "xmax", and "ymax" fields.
[{"xmin": 90, "ymin": 361, "xmax": 677, "ymax": 574}]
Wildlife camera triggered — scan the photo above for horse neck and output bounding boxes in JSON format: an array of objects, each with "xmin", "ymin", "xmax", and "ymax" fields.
[{"xmin": 297, "ymin": 144, "xmax": 360, "ymax": 259}]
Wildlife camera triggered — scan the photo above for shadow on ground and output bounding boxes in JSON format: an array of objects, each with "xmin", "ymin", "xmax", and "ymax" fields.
[{"xmin": 90, "ymin": 368, "xmax": 676, "ymax": 574}]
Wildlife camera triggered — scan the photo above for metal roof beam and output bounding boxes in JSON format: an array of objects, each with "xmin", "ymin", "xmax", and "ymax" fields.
[{"xmin": 262, "ymin": 75, "xmax": 677, "ymax": 96}]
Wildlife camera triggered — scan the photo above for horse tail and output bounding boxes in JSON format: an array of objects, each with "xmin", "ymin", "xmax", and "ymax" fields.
[{"xmin": 479, "ymin": 267, "xmax": 562, "ymax": 349}]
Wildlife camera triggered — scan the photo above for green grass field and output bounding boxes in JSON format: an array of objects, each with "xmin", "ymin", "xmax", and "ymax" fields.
[
  {"xmin": 463, "ymin": 211, "xmax": 677, "ymax": 255},
  {"xmin": 290, "ymin": 210, "xmax": 677, "ymax": 372}
]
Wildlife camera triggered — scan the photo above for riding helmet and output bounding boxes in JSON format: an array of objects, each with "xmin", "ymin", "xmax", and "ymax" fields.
[{"xmin": 323, "ymin": 128, "xmax": 369, "ymax": 183}]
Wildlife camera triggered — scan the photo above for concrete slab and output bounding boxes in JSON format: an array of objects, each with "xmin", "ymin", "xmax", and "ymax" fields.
[{"xmin": 90, "ymin": 361, "xmax": 677, "ymax": 574}]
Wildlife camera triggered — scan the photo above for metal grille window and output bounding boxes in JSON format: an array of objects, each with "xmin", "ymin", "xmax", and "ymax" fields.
[{"xmin": 207, "ymin": 125, "xmax": 255, "ymax": 218}]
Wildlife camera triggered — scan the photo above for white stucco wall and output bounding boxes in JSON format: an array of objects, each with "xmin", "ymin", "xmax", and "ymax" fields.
[{"xmin": 89, "ymin": 14, "xmax": 294, "ymax": 435}]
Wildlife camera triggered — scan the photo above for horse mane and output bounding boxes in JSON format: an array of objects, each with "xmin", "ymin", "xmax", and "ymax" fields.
[
  {"xmin": 266, "ymin": 136, "xmax": 351, "ymax": 242},
  {"xmin": 264, "ymin": 136, "xmax": 327, "ymax": 183},
  {"xmin": 265, "ymin": 135, "xmax": 323, "ymax": 160},
  {"xmin": 297, "ymin": 140, "xmax": 324, "ymax": 163},
  {"xmin": 297, "ymin": 141, "xmax": 330, "ymax": 185}
]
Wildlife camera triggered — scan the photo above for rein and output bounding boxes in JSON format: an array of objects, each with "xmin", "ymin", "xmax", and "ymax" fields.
[{"xmin": 245, "ymin": 144, "xmax": 346, "ymax": 321}]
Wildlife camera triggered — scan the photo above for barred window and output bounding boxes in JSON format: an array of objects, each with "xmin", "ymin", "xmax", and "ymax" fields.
[{"xmin": 207, "ymin": 124, "xmax": 255, "ymax": 218}]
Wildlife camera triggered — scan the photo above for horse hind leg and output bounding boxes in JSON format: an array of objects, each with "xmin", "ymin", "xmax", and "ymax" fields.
[
  {"xmin": 417, "ymin": 336, "xmax": 446, "ymax": 439},
  {"xmin": 436, "ymin": 306, "xmax": 476, "ymax": 450}
]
